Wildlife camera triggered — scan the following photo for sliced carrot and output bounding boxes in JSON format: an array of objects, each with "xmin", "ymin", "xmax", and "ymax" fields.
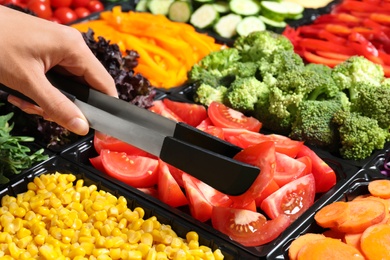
[
  {"xmin": 368, "ymin": 179, "xmax": 390, "ymax": 199},
  {"xmin": 296, "ymin": 237, "xmax": 365, "ymax": 260},
  {"xmin": 337, "ymin": 200, "xmax": 386, "ymax": 233},
  {"xmin": 314, "ymin": 201, "xmax": 350, "ymax": 229},
  {"xmin": 360, "ymin": 223, "xmax": 390, "ymax": 260},
  {"xmin": 344, "ymin": 232, "xmax": 362, "ymax": 252},
  {"xmin": 288, "ymin": 233, "xmax": 326, "ymax": 260},
  {"xmin": 322, "ymin": 229, "xmax": 345, "ymax": 240}
]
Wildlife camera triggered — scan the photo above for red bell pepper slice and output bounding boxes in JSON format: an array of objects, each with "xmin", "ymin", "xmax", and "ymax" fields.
[{"xmin": 299, "ymin": 38, "xmax": 357, "ymax": 55}]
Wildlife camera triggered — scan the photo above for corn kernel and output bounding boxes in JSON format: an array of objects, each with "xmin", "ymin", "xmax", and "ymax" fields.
[{"xmin": 127, "ymin": 250, "xmax": 142, "ymax": 260}]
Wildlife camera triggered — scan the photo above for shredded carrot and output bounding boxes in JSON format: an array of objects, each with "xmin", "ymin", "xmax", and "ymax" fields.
[
  {"xmin": 71, "ymin": 6, "xmax": 224, "ymax": 88},
  {"xmin": 296, "ymin": 237, "xmax": 365, "ymax": 260},
  {"xmin": 360, "ymin": 223, "xmax": 390, "ymax": 260},
  {"xmin": 314, "ymin": 201, "xmax": 350, "ymax": 229},
  {"xmin": 368, "ymin": 179, "xmax": 390, "ymax": 199},
  {"xmin": 288, "ymin": 233, "xmax": 326, "ymax": 260}
]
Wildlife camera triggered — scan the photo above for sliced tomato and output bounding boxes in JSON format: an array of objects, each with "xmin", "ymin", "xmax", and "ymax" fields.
[
  {"xmin": 162, "ymin": 99, "xmax": 208, "ymax": 127},
  {"xmin": 260, "ymin": 174, "xmax": 316, "ymax": 222},
  {"xmin": 203, "ymin": 126, "xmax": 225, "ymax": 139},
  {"xmin": 225, "ymin": 131, "xmax": 304, "ymax": 158},
  {"xmin": 100, "ymin": 150, "xmax": 159, "ymax": 188},
  {"xmin": 182, "ymin": 173, "xmax": 213, "ymax": 222},
  {"xmin": 273, "ymin": 152, "xmax": 307, "ymax": 187},
  {"xmin": 148, "ymin": 100, "xmax": 184, "ymax": 122},
  {"xmin": 182, "ymin": 173, "xmax": 232, "ymax": 222},
  {"xmin": 166, "ymin": 163, "xmax": 185, "ymax": 187},
  {"xmin": 296, "ymin": 145, "xmax": 337, "ymax": 193},
  {"xmin": 93, "ymin": 131, "xmax": 154, "ymax": 157},
  {"xmin": 157, "ymin": 161, "xmax": 188, "ymax": 208},
  {"xmin": 89, "ymin": 155, "xmax": 105, "ymax": 173},
  {"xmin": 207, "ymin": 102, "xmax": 262, "ymax": 132},
  {"xmin": 137, "ymin": 187, "xmax": 158, "ymax": 198},
  {"xmin": 196, "ymin": 117, "xmax": 213, "ymax": 130},
  {"xmin": 296, "ymin": 155, "xmax": 313, "ymax": 176},
  {"xmin": 211, "ymin": 206, "xmax": 291, "ymax": 247},
  {"xmin": 230, "ymin": 141, "xmax": 276, "ymax": 207},
  {"xmin": 255, "ymin": 179, "xmax": 280, "ymax": 207}
]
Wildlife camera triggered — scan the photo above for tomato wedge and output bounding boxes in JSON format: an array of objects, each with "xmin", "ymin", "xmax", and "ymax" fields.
[
  {"xmin": 148, "ymin": 100, "xmax": 183, "ymax": 122},
  {"xmin": 224, "ymin": 130, "xmax": 304, "ymax": 158},
  {"xmin": 211, "ymin": 206, "xmax": 291, "ymax": 247},
  {"xmin": 207, "ymin": 101, "xmax": 262, "ymax": 132},
  {"xmin": 157, "ymin": 160, "xmax": 188, "ymax": 208},
  {"xmin": 100, "ymin": 149, "xmax": 159, "ymax": 188},
  {"xmin": 261, "ymin": 174, "xmax": 316, "ymax": 222},
  {"xmin": 182, "ymin": 173, "xmax": 232, "ymax": 222},
  {"xmin": 274, "ymin": 152, "xmax": 307, "ymax": 187},
  {"xmin": 296, "ymin": 145, "xmax": 337, "ymax": 193},
  {"xmin": 89, "ymin": 155, "xmax": 105, "ymax": 173},
  {"xmin": 230, "ymin": 141, "xmax": 276, "ymax": 207},
  {"xmin": 162, "ymin": 98, "xmax": 208, "ymax": 127}
]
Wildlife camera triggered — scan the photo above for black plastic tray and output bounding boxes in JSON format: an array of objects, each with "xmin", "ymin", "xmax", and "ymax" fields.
[
  {"xmin": 60, "ymin": 136, "xmax": 360, "ymax": 259},
  {"xmin": 0, "ymin": 156, "xmax": 258, "ymax": 259},
  {"xmin": 267, "ymin": 168, "xmax": 387, "ymax": 259}
]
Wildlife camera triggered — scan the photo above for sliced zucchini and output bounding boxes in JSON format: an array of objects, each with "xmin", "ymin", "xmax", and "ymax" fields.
[
  {"xmin": 135, "ymin": 0, "xmax": 149, "ymax": 12},
  {"xmin": 260, "ymin": 1, "xmax": 288, "ymax": 22},
  {"xmin": 212, "ymin": 1, "xmax": 230, "ymax": 14},
  {"xmin": 230, "ymin": 0, "xmax": 261, "ymax": 16},
  {"xmin": 259, "ymin": 15, "xmax": 287, "ymax": 29},
  {"xmin": 168, "ymin": 0, "xmax": 192, "ymax": 22},
  {"xmin": 190, "ymin": 4, "xmax": 220, "ymax": 29},
  {"xmin": 236, "ymin": 16, "xmax": 266, "ymax": 36},
  {"xmin": 214, "ymin": 13, "xmax": 242, "ymax": 38},
  {"xmin": 147, "ymin": 0, "xmax": 175, "ymax": 15}
]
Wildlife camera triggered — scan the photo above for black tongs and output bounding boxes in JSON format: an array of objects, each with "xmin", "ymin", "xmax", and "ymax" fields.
[{"xmin": 0, "ymin": 71, "xmax": 260, "ymax": 195}]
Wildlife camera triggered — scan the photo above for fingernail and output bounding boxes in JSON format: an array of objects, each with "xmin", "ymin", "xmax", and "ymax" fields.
[{"xmin": 68, "ymin": 117, "xmax": 89, "ymax": 135}]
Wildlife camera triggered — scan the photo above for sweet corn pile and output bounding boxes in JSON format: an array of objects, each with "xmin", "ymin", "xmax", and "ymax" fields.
[{"xmin": 0, "ymin": 172, "xmax": 224, "ymax": 260}]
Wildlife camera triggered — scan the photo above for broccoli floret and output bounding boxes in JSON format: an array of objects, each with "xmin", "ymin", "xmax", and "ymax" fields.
[
  {"xmin": 194, "ymin": 83, "xmax": 228, "ymax": 106},
  {"xmin": 188, "ymin": 48, "xmax": 242, "ymax": 85},
  {"xmin": 289, "ymin": 92, "xmax": 349, "ymax": 151},
  {"xmin": 331, "ymin": 56, "xmax": 385, "ymax": 101},
  {"xmin": 351, "ymin": 81, "xmax": 390, "ymax": 129},
  {"xmin": 234, "ymin": 31, "xmax": 294, "ymax": 62},
  {"xmin": 232, "ymin": 62, "xmax": 258, "ymax": 78},
  {"xmin": 333, "ymin": 110, "xmax": 390, "ymax": 160},
  {"xmin": 257, "ymin": 50, "xmax": 305, "ymax": 79},
  {"xmin": 226, "ymin": 77, "xmax": 269, "ymax": 112},
  {"xmin": 305, "ymin": 63, "xmax": 339, "ymax": 100}
]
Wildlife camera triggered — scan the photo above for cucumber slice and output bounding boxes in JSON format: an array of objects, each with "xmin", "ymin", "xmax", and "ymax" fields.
[
  {"xmin": 213, "ymin": 1, "xmax": 230, "ymax": 14},
  {"xmin": 259, "ymin": 15, "xmax": 287, "ymax": 28},
  {"xmin": 147, "ymin": 0, "xmax": 175, "ymax": 15},
  {"xmin": 260, "ymin": 1, "xmax": 288, "ymax": 22},
  {"xmin": 168, "ymin": 0, "xmax": 192, "ymax": 22},
  {"xmin": 284, "ymin": 1, "xmax": 304, "ymax": 19},
  {"xmin": 229, "ymin": 0, "xmax": 261, "ymax": 16},
  {"xmin": 135, "ymin": 0, "xmax": 148, "ymax": 12},
  {"xmin": 236, "ymin": 16, "xmax": 266, "ymax": 36},
  {"xmin": 214, "ymin": 13, "xmax": 242, "ymax": 38},
  {"xmin": 190, "ymin": 4, "xmax": 219, "ymax": 29}
]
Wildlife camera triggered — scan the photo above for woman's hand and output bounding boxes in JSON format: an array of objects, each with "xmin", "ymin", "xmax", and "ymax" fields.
[{"xmin": 0, "ymin": 6, "xmax": 117, "ymax": 135}]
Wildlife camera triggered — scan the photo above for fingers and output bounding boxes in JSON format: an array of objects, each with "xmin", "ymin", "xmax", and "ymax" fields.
[
  {"xmin": 7, "ymin": 95, "xmax": 45, "ymax": 117},
  {"xmin": 24, "ymin": 75, "xmax": 90, "ymax": 136}
]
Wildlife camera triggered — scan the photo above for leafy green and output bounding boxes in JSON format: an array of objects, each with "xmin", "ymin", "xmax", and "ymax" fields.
[{"xmin": 0, "ymin": 110, "xmax": 49, "ymax": 184}]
